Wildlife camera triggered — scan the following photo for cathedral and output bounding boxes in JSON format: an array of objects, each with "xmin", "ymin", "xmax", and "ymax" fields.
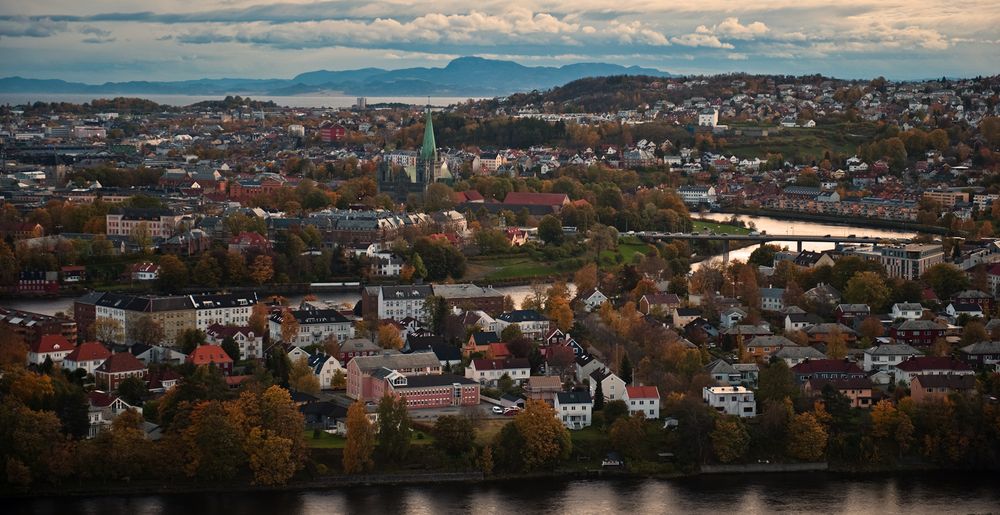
[{"xmin": 378, "ymin": 106, "xmax": 449, "ymax": 202}]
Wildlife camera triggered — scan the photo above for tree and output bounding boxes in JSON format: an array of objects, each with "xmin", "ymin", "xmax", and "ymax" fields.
[
  {"xmin": 157, "ymin": 255, "xmax": 188, "ymax": 292},
  {"xmin": 712, "ymin": 416, "xmax": 750, "ymax": 463},
  {"xmin": 192, "ymin": 254, "xmax": 222, "ymax": 288},
  {"xmin": 0, "ymin": 241, "xmax": 20, "ymax": 287},
  {"xmin": 538, "ymin": 215, "xmax": 564, "ymax": 245},
  {"xmin": 91, "ymin": 318, "xmax": 124, "ymax": 343},
  {"xmin": 961, "ymin": 320, "xmax": 988, "ymax": 346},
  {"xmin": 921, "ymin": 263, "xmax": 969, "ymax": 301},
  {"xmin": 748, "ymin": 244, "xmax": 780, "ymax": 267},
  {"xmin": 221, "ymin": 336, "xmax": 241, "ymax": 362},
  {"xmin": 573, "ymin": 262, "xmax": 598, "ymax": 294},
  {"xmin": 280, "ymin": 310, "xmax": 300, "ymax": 343},
  {"xmin": 331, "ymin": 369, "xmax": 347, "ymax": 389},
  {"xmin": 432, "ymin": 415, "xmax": 475, "ymax": 457},
  {"xmin": 410, "ymin": 253, "xmax": 427, "ymax": 280},
  {"xmin": 825, "ymin": 329, "xmax": 849, "ymax": 360},
  {"xmin": 248, "ymin": 303, "xmax": 269, "ymax": 337},
  {"xmin": 619, "ymin": 352, "xmax": 633, "ymax": 385},
  {"xmin": 844, "ymin": 271, "xmax": 890, "ymax": 312},
  {"xmin": 288, "ymin": 356, "xmax": 320, "ymax": 395},
  {"xmin": 859, "ymin": 316, "xmax": 885, "ymax": 341},
  {"xmin": 602, "ymin": 399, "xmax": 629, "ymax": 428},
  {"xmin": 183, "ymin": 401, "xmax": 245, "ymax": 480},
  {"xmin": 500, "ymin": 324, "xmax": 523, "ymax": 342},
  {"xmin": 117, "ymin": 376, "xmax": 148, "ymax": 405},
  {"xmin": 787, "ymin": 412, "xmax": 827, "ymax": 462},
  {"xmin": 128, "ymin": 315, "xmax": 165, "ymax": 347},
  {"xmin": 177, "ymin": 328, "xmax": 206, "ymax": 354},
  {"xmin": 246, "ymin": 427, "xmax": 296, "ymax": 486},
  {"xmin": 376, "ymin": 394, "xmax": 411, "ymax": 463},
  {"xmin": 593, "ymin": 380, "xmax": 605, "ymax": 411},
  {"xmin": 249, "ymin": 255, "xmax": 274, "ymax": 285},
  {"xmin": 130, "ymin": 221, "xmax": 152, "ymax": 252},
  {"xmin": 547, "ymin": 297, "xmax": 574, "ymax": 332},
  {"xmin": 513, "ymin": 400, "xmax": 571, "ymax": 470},
  {"xmin": 609, "ymin": 413, "xmax": 646, "ymax": 459},
  {"xmin": 757, "ymin": 360, "xmax": 799, "ymax": 404},
  {"xmin": 343, "ymin": 401, "xmax": 375, "ymax": 474},
  {"xmin": 377, "ymin": 323, "xmax": 403, "ymax": 350}
]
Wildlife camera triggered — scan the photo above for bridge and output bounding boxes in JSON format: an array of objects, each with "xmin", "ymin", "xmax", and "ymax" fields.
[{"xmin": 635, "ymin": 231, "xmax": 912, "ymax": 263}]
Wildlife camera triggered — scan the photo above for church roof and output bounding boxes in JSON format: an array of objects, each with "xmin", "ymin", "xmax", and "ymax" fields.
[{"xmin": 420, "ymin": 107, "xmax": 437, "ymax": 161}]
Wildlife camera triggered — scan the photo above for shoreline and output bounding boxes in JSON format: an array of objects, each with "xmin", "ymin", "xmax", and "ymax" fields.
[
  {"xmin": 7, "ymin": 462, "xmax": 994, "ymax": 500},
  {"xmin": 713, "ymin": 207, "xmax": 948, "ymax": 235}
]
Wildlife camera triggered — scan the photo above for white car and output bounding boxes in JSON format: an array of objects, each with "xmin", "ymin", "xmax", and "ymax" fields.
[{"xmin": 491, "ymin": 406, "xmax": 503, "ymax": 414}]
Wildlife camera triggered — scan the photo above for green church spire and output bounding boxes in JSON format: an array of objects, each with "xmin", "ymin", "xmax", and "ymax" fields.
[{"xmin": 419, "ymin": 106, "xmax": 436, "ymax": 161}]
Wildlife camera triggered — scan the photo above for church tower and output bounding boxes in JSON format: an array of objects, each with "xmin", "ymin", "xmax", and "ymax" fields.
[{"xmin": 416, "ymin": 106, "xmax": 438, "ymax": 185}]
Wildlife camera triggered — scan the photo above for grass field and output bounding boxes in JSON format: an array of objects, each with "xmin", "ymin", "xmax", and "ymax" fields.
[
  {"xmin": 304, "ymin": 429, "xmax": 436, "ymax": 449},
  {"xmin": 691, "ymin": 219, "xmax": 752, "ymax": 235}
]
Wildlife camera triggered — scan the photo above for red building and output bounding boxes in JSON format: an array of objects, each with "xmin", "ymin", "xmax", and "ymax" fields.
[
  {"xmin": 17, "ymin": 271, "xmax": 59, "ymax": 295},
  {"xmin": 371, "ymin": 371, "xmax": 480, "ymax": 409},
  {"xmin": 890, "ymin": 319, "xmax": 947, "ymax": 346},
  {"xmin": 319, "ymin": 123, "xmax": 346, "ymax": 143},
  {"xmin": 186, "ymin": 344, "xmax": 235, "ymax": 375},
  {"xmin": 95, "ymin": 353, "xmax": 147, "ymax": 390}
]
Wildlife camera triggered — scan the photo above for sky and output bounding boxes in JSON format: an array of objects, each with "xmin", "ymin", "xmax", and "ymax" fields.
[{"xmin": 0, "ymin": 1, "xmax": 998, "ymax": 83}]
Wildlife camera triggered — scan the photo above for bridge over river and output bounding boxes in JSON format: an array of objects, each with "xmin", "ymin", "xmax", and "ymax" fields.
[{"xmin": 635, "ymin": 231, "xmax": 913, "ymax": 263}]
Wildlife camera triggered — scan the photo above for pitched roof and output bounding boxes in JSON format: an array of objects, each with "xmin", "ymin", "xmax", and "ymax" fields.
[
  {"xmin": 897, "ymin": 319, "xmax": 946, "ymax": 331},
  {"xmin": 351, "ymin": 351, "xmax": 441, "ymax": 372},
  {"xmin": 626, "ymin": 385, "xmax": 659, "ymax": 399},
  {"xmin": 912, "ymin": 374, "xmax": 976, "ymax": 389},
  {"xmin": 774, "ymin": 346, "xmax": 826, "ymax": 360},
  {"xmin": 746, "ymin": 335, "xmax": 795, "ymax": 348},
  {"xmin": 29, "ymin": 334, "xmax": 74, "ymax": 354},
  {"xmin": 187, "ymin": 344, "xmax": 235, "ymax": 366},
  {"xmin": 502, "ymin": 191, "xmax": 569, "ymax": 206},
  {"xmin": 96, "ymin": 352, "xmax": 145, "ymax": 374},
  {"xmin": 960, "ymin": 341, "xmax": 1000, "ymax": 355},
  {"xmin": 498, "ymin": 309, "xmax": 548, "ymax": 323},
  {"xmin": 65, "ymin": 341, "xmax": 111, "ymax": 363},
  {"xmin": 399, "ymin": 374, "xmax": 478, "ymax": 388},
  {"xmin": 472, "ymin": 358, "xmax": 530, "ymax": 371},
  {"xmin": 865, "ymin": 344, "xmax": 921, "ymax": 356},
  {"xmin": 791, "ymin": 359, "xmax": 863, "ymax": 374},
  {"xmin": 895, "ymin": 356, "xmax": 971, "ymax": 372},
  {"xmin": 556, "ymin": 390, "xmax": 592, "ymax": 404},
  {"xmin": 807, "ymin": 377, "xmax": 874, "ymax": 390}
]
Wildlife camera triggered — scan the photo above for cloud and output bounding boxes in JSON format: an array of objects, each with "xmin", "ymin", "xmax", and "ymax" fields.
[
  {"xmin": 0, "ymin": 17, "xmax": 68, "ymax": 37},
  {"xmin": 713, "ymin": 18, "xmax": 769, "ymax": 40},
  {"xmin": 670, "ymin": 31, "xmax": 734, "ymax": 49}
]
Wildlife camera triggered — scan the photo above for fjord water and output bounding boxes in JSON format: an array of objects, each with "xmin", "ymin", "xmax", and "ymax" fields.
[{"xmin": 10, "ymin": 473, "xmax": 1000, "ymax": 514}]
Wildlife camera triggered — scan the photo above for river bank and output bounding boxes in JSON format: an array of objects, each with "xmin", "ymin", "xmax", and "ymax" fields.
[{"xmin": 715, "ymin": 207, "xmax": 949, "ymax": 235}]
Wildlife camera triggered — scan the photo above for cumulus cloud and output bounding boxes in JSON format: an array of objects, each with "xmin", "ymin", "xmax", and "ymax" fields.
[
  {"xmin": 0, "ymin": 17, "xmax": 68, "ymax": 37},
  {"xmin": 713, "ymin": 18, "xmax": 769, "ymax": 40}
]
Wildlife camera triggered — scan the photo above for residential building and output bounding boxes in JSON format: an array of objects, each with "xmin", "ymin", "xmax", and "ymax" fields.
[
  {"xmin": 774, "ymin": 345, "xmax": 827, "ymax": 367},
  {"xmin": 0, "ymin": 307, "xmax": 78, "ymax": 346},
  {"xmin": 95, "ymin": 352, "xmax": 147, "ymax": 390},
  {"xmin": 554, "ymin": 391, "xmax": 593, "ymax": 430},
  {"xmin": 361, "ymin": 285, "xmax": 433, "ymax": 322},
  {"xmin": 804, "ymin": 378, "xmax": 874, "ymax": 408},
  {"xmin": 878, "ymin": 244, "xmax": 944, "ymax": 280},
  {"xmin": 205, "ymin": 324, "xmax": 263, "ymax": 361},
  {"xmin": 86, "ymin": 392, "xmax": 136, "ymax": 439},
  {"xmin": 624, "ymin": 385, "xmax": 660, "ymax": 419},
  {"xmin": 958, "ymin": 341, "xmax": 1000, "ymax": 368},
  {"xmin": 677, "ymin": 185, "xmax": 717, "ymax": 206},
  {"xmin": 575, "ymin": 288, "xmax": 609, "ymax": 312},
  {"xmin": 495, "ymin": 310, "xmax": 551, "ymax": 339},
  {"xmin": 835, "ymin": 304, "xmax": 870, "ymax": 326},
  {"xmin": 705, "ymin": 359, "xmax": 741, "ymax": 385},
  {"xmin": 465, "ymin": 358, "xmax": 531, "ymax": 386},
  {"xmin": 745, "ymin": 335, "xmax": 796, "ymax": 360},
  {"xmin": 911, "ymin": 374, "xmax": 977, "ymax": 403},
  {"xmin": 893, "ymin": 356, "xmax": 974, "ymax": 386},
  {"xmin": 186, "ymin": 344, "xmax": 234, "ymax": 375},
  {"xmin": 309, "ymin": 354, "xmax": 343, "ymax": 390},
  {"xmin": 26, "ymin": 334, "xmax": 75, "ymax": 366},
  {"xmin": 524, "ymin": 376, "xmax": 563, "ymax": 404},
  {"xmin": 760, "ymin": 288, "xmax": 785, "ymax": 312},
  {"xmin": 703, "ymin": 386, "xmax": 756, "ymax": 417},
  {"xmin": 337, "ymin": 338, "xmax": 383, "ymax": 365},
  {"xmin": 432, "ymin": 284, "xmax": 506, "ymax": 315},
  {"xmin": 106, "ymin": 208, "xmax": 184, "ymax": 240},
  {"xmin": 639, "ymin": 293, "xmax": 681, "ymax": 316},
  {"xmin": 890, "ymin": 303, "xmax": 924, "ymax": 320},
  {"xmin": 589, "ymin": 369, "xmax": 627, "ymax": 402},
  {"xmin": 269, "ymin": 309, "xmax": 355, "ymax": 345},
  {"xmin": 891, "ymin": 319, "xmax": 947, "ymax": 346},
  {"xmin": 63, "ymin": 341, "xmax": 112, "ymax": 375},
  {"xmin": 863, "ymin": 343, "xmax": 922, "ymax": 372},
  {"xmin": 190, "ymin": 292, "xmax": 258, "ymax": 332},
  {"xmin": 791, "ymin": 359, "xmax": 866, "ymax": 384}
]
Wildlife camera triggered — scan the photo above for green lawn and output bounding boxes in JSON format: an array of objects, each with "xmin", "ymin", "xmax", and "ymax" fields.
[{"xmin": 598, "ymin": 242, "xmax": 652, "ymax": 265}]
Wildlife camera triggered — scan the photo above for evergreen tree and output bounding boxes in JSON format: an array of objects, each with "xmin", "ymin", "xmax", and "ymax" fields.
[{"xmin": 620, "ymin": 353, "xmax": 633, "ymax": 385}]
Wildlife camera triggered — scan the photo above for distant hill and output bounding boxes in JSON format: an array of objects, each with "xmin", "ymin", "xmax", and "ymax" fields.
[{"xmin": 0, "ymin": 57, "xmax": 672, "ymax": 98}]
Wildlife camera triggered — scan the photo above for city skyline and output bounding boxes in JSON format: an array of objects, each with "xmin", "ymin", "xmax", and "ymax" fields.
[{"xmin": 1, "ymin": 1, "xmax": 998, "ymax": 83}]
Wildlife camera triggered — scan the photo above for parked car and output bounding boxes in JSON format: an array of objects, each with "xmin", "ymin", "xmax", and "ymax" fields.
[
  {"xmin": 491, "ymin": 406, "xmax": 503, "ymax": 414},
  {"xmin": 503, "ymin": 407, "xmax": 521, "ymax": 416}
]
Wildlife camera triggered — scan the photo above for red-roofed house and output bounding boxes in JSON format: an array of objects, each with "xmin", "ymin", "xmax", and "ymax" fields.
[
  {"xmin": 186, "ymin": 344, "xmax": 235, "ymax": 375},
  {"xmin": 624, "ymin": 385, "xmax": 661, "ymax": 418},
  {"xmin": 790, "ymin": 359, "xmax": 866, "ymax": 384},
  {"xmin": 27, "ymin": 334, "xmax": 76, "ymax": 366},
  {"xmin": 453, "ymin": 190, "xmax": 485, "ymax": 204},
  {"xmin": 228, "ymin": 232, "xmax": 271, "ymax": 254},
  {"xmin": 911, "ymin": 374, "xmax": 977, "ymax": 403},
  {"xmin": 87, "ymin": 391, "xmax": 136, "ymax": 438},
  {"xmin": 505, "ymin": 227, "xmax": 528, "ymax": 246},
  {"xmin": 63, "ymin": 341, "xmax": 112, "ymax": 375},
  {"xmin": 486, "ymin": 343, "xmax": 511, "ymax": 360},
  {"xmin": 502, "ymin": 191, "xmax": 570, "ymax": 213},
  {"xmin": 131, "ymin": 262, "xmax": 159, "ymax": 281},
  {"xmin": 95, "ymin": 352, "xmax": 147, "ymax": 390},
  {"xmin": 892, "ymin": 356, "xmax": 973, "ymax": 386}
]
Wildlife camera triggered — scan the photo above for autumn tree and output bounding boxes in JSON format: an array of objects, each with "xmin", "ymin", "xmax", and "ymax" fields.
[
  {"xmin": 787, "ymin": 412, "xmax": 828, "ymax": 462},
  {"xmin": 377, "ymin": 323, "xmax": 404, "ymax": 350},
  {"xmin": 961, "ymin": 320, "xmax": 988, "ymax": 346},
  {"xmin": 858, "ymin": 316, "xmax": 885, "ymax": 342},
  {"xmin": 538, "ymin": 215, "xmax": 564, "ymax": 245},
  {"xmin": 245, "ymin": 426, "xmax": 296, "ymax": 486},
  {"xmin": 157, "ymin": 254, "xmax": 188, "ymax": 292},
  {"xmin": 757, "ymin": 360, "xmax": 799, "ymax": 404},
  {"xmin": 280, "ymin": 310, "xmax": 300, "ymax": 343},
  {"xmin": 249, "ymin": 255, "xmax": 275, "ymax": 285},
  {"xmin": 609, "ymin": 413, "xmax": 646, "ymax": 459},
  {"xmin": 825, "ymin": 328, "xmax": 849, "ymax": 359},
  {"xmin": 513, "ymin": 399, "xmax": 571, "ymax": 470},
  {"xmin": 248, "ymin": 303, "xmax": 269, "ymax": 338},
  {"xmin": 712, "ymin": 416, "xmax": 750, "ymax": 463},
  {"xmin": 91, "ymin": 318, "xmax": 124, "ymax": 343},
  {"xmin": 128, "ymin": 315, "xmax": 165, "ymax": 347},
  {"xmin": 182, "ymin": 401, "xmax": 245, "ymax": 480},
  {"xmin": 192, "ymin": 254, "xmax": 222, "ymax": 288},
  {"xmin": 573, "ymin": 262, "xmax": 598, "ymax": 294},
  {"xmin": 288, "ymin": 356, "xmax": 320, "ymax": 395},
  {"xmin": 343, "ymin": 401, "xmax": 375, "ymax": 474},
  {"xmin": 376, "ymin": 394, "xmax": 411, "ymax": 463},
  {"xmin": 432, "ymin": 415, "xmax": 475, "ymax": 457},
  {"xmin": 921, "ymin": 263, "xmax": 969, "ymax": 300}
]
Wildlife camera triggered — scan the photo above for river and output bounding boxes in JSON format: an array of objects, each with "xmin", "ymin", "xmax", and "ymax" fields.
[
  {"xmin": 0, "ymin": 93, "xmax": 483, "ymax": 109},
  {"xmin": 9, "ymin": 473, "xmax": 1000, "ymax": 514},
  {"xmin": 692, "ymin": 213, "xmax": 917, "ymax": 269}
]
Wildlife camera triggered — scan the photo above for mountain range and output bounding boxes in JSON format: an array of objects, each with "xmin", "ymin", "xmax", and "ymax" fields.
[{"xmin": 0, "ymin": 57, "xmax": 672, "ymax": 97}]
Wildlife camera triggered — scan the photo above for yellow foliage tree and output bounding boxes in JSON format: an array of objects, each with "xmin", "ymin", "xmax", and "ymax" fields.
[
  {"xmin": 288, "ymin": 356, "xmax": 320, "ymax": 395},
  {"xmin": 377, "ymin": 323, "xmax": 404, "ymax": 350},
  {"xmin": 787, "ymin": 412, "xmax": 828, "ymax": 462},
  {"xmin": 246, "ymin": 427, "xmax": 296, "ymax": 485},
  {"xmin": 343, "ymin": 401, "xmax": 375, "ymax": 474},
  {"xmin": 513, "ymin": 399, "xmax": 571, "ymax": 470}
]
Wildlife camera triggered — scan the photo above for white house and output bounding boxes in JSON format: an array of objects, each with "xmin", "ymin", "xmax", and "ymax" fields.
[
  {"xmin": 624, "ymin": 385, "xmax": 660, "ymax": 419},
  {"xmin": 589, "ymin": 369, "xmax": 627, "ymax": 402},
  {"xmin": 26, "ymin": 334, "xmax": 75, "ymax": 366},
  {"xmin": 286, "ymin": 345, "xmax": 312, "ymax": 363},
  {"xmin": 190, "ymin": 293, "xmax": 258, "ymax": 332},
  {"xmin": 719, "ymin": 307, "xmax": 748, "ymax": 330},
  {"xmin": 205, "ymin": 324, "xmax": 263, "ymax": 361},
  {"xmin": 62, "ymin": 341, "xmax": 112, "ymax": 375},
  {"xmin": 946, "ymin": 303, "xmax": 984, "ymax": 319},
  {"xmin": 309, "ymin": 354, "xmax": 343, "ymax": 390},
  {"xmin": 465, "ymin": 358, "xmax": 531, "ymax": 386},
  {"xmin": 575, "ymin": 354, "xmax": 606, "ymax": 383},
  {"xmin": 495, "ymin": 310, "xmax": 551, "ymax": 340},
  {"xmin": 576, "ymin": 288, "xmax": 609, "ymax": 312},
  {"xmin": 703, "ymin": 386, "xmax": 756, "ymax": 417},
  {"xmin": 269, "ymin": 309, "xmax": 355, "ymax": 345},
  {"xmin": 890, "ymin": 303, "xmax": 924, "ymax": 320},
  {"xmin": 677, "ymin": 185, "xmax": 718, "ymax": 206},
  {"xmin": 862, "ymin": 343, "xmax": 922, "ymax": 372},
  {"xmin": 698, "ymin": 107, "xmax": 719, "ymax": 127},
  {"xmin": 554, "ymin": 391, "xmax": 593, "ymax": 430},
  {"xmin": 892, "ymin": 356, "xmax": 974, "ymax": 386},
  {"xmin": 364, "ymin": 285, "xmax": 433, "ymax": 321}
]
